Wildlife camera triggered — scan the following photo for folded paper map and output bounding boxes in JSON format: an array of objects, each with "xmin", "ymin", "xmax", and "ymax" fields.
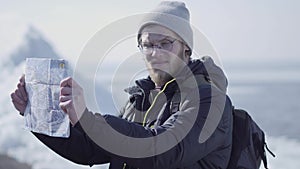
[{"xmin": 24, "ymin": 58, "xmax": 70, "ymax": 138}]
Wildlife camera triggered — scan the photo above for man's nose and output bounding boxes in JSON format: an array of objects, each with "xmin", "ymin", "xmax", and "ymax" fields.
[{"xmin": 151, "ymin": 46, "xmax": 163, "ymax": 57}]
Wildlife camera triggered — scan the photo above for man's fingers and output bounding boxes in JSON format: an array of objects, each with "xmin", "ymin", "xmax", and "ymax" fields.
[
  {"xmin": 11, "ymin": 75, "xmax": 28, "ymax": 115},
  {"xmin": 19, "ymin": 74, "xmax": 25, "ymax": 84},
  {"xmin": 14, "ymin": 87, "xmax": 22, "ymax": 99},
  {"xmin": 60, "ymin": 77, "xmax": 73, "ymax": 88},
  {"xmin": 11, "ymin": 92, "xmax": 25, "ymax": 105},
  {"xmin": 60, "ymin": 86, "xmax": 72, "ymax": 95},
  {"xmin": 17, "ymin": 83, "xmax": 27, "ymax": 101},
  {"xmin": 59, "ymin": 95, "xmax": 72, "ymax": 102},
  {"xmin": 60, "ymin": 77, "xmax": 81, "ymax": 88},
  {"xmin": 12, "ymin": 99, "xmax": 25, "ymax": 112},
  {"xmin": 59, "ymin": 100, "xmax": 72, "ymax": 113}
]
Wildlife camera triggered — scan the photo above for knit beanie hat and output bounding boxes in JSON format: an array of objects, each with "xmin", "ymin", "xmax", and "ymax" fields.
[{"xmin": 138, "ymin": 1, "xmax": 193, "ymax": 51}]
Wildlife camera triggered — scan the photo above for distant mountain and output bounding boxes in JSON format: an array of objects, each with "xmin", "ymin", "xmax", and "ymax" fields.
[
  {"xmin": 0, "ymin": 24, "xmax": 117, "ymax": 114},
  {"xmin": 2, "ymin": 25, "xmax": 60, "ymax": 69}
]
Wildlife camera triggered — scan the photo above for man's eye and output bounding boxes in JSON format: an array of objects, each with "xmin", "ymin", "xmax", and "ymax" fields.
[
  {"xmin": 142, "ymin": 43, "xmax": 153, "ymax": 48},
  {"xmin": 160, "ymin": 41, "xmax": 172, "ymax": 48}
]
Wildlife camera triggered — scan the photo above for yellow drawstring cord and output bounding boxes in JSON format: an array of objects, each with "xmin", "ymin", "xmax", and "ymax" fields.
[
  {"xmin": 122, "ymin": 80, "xmax": 176, "ymax": 168},
  {"xmin": 142, "ymin": 78, "xmax": 176, "ymax": 126}
]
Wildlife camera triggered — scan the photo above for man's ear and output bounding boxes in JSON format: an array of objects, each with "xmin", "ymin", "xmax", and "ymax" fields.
[{"xmin": 183, "ymin": 45, "xmax": 191, "ymax": 61}]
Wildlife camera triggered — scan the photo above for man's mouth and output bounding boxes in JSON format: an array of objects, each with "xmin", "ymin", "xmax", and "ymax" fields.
[{"xmin": 151, "ymin": 61, "xmax": 168, "ymax": 66}]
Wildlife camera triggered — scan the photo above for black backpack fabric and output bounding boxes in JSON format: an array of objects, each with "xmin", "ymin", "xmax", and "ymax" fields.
[{"xmin": 226, "ymin": 108, "xmax": 275, "ymax": 169}]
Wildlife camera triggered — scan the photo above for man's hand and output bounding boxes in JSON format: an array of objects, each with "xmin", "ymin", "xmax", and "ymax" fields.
[
  {"xmin": 11, "ymin": 75, "xmax": 28, "ymax": 115},
  {"xmin": 59, "ymin": 77, "xmax": 87, "ymax": 126}
]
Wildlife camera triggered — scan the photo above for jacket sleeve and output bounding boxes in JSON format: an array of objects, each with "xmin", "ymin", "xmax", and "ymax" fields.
[
  {"xmin": 76, "ymin": 85, "xmax": 233, "ymax": 169},
  {"xmin": 32, "ymin": 121, "xmax": 111, "ymax": 166}
]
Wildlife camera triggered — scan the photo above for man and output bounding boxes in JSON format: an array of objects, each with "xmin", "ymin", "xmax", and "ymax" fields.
[{"xmin": 11, "ymin": 1, "xmax": 233, "ymax": 169}]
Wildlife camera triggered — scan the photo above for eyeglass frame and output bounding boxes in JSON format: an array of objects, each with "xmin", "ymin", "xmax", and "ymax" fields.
[{"xmin": 137, "ymin": 36, "xmax": 183, "ymax": 55}]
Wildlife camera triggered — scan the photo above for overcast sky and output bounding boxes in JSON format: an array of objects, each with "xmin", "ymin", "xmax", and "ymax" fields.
[{"xmin": 1, "ymin": 0, "xmax": 299, "ymax": 66}]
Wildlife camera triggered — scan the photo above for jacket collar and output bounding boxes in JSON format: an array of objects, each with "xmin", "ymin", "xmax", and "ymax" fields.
[{"xmin": 125, "ymin": 57, "xmax": 228, "ymax": 95}]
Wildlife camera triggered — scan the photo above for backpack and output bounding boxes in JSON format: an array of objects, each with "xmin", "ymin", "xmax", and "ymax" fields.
[
  {"xmin": 169, "ymin": 75, "xmax": 275, "ymax": 169},
  {"xmin": 226, "ymin": 108, "xmax": 275, "ymax": 169}
]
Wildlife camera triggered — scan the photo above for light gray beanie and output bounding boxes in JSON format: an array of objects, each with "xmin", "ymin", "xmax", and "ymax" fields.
[{"xmin": 138, "ymin": 1, "xmax": 193, "ymax": 51}]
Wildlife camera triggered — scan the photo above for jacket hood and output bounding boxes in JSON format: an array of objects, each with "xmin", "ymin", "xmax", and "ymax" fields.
[{"xmin": 189, "ymin": 56, "xmax": 228, "ymax": 93}]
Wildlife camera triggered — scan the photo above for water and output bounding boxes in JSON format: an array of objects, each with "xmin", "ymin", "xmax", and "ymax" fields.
[
  {"xmin": 225, "ymin": 61, "xmax": 300, "ymax": 140},
  {"xmin": 225, "ymin": 60, "xmax": 300, "ymax": 168}
]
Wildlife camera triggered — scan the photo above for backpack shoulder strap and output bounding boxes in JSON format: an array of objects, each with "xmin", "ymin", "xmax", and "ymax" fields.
[{"xmin": 227, "ymin": 108, "xmax": 251, "ymax": 169}]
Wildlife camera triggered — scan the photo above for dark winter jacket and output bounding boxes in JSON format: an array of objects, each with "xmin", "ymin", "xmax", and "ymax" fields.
[{"xmin": 33, "ymin": 56, "xmax": 233, "ymax": 169}]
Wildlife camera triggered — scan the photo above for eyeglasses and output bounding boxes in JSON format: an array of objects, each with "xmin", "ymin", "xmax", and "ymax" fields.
[{"xmin": 138, "ymin": 38, "xmax": 178, "ymax": 55}]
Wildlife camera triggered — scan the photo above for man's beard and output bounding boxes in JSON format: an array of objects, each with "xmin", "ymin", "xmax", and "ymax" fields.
[{"xmin": 150, "ymin": 69, "xmax": 173, "ymax": 87}]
